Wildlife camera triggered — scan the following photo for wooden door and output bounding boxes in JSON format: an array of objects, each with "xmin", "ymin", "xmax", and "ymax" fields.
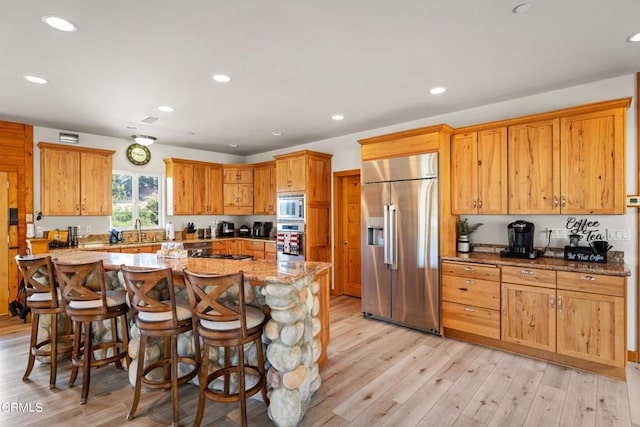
[
  {"xmin": 41, "ymin": 148, "xmax": 80, "ymax": 215},
  {"xmin": 0, "ymin": 172, "xmax": 7, "ymax": 314},
  {"xmin": 560, "ymin": 108, "xmax": 626, "ymax": 214},
  {"xmin": 451, "ymin": 132, "xmax": 478, "ymax": 214},
  {"xmin": 341, "ymin": 175, "xmax": 361, "ymax": 297},
  {"xmin": 81, "ymin": 151, "xmax": 112, "ymax": 215},
  {"xmin": 501, "ymin": 282, "xmax": 556, "ymax": 352},
  {"xmin": 556, "ymin": 289, "xmax": 625, "ymax": 367},
  {"xmin": 476, "ymin": 127, "xmax": 507, "ymax": 214},
  {"xmin": 508, "ymin": 119, "xmax": 560, "ymax": 214}
]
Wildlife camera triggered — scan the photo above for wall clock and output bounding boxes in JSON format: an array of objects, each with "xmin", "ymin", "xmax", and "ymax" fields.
[{"xmin": 126, "ymin": 143, "xmax": 151, "ymax": 166}]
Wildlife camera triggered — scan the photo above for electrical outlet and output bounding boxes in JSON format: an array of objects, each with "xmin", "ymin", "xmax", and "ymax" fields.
[
  {"xmin": 550, "ymin": 228, "xmax": 566, "ymax": 238},
  {"xmin": 607, "ymin": 229, "xmax": 630, "ymax": 241},
  {"xmin": 86, "ymin": 225, "xmax": 92, "ymax": 233}
]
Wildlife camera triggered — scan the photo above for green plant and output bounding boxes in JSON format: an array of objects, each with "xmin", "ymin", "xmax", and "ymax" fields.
[{"xmin": 456, "ymin": 218, "xmax": 483, "ymax": 236}]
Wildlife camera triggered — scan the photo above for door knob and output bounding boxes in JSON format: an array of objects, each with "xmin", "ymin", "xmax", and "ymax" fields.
[{"xmin": 342, "ymin": 240, "xmax": 348, "ymax": 245}]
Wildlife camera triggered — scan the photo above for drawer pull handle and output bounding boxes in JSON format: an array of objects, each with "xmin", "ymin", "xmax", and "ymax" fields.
[
  {"xmin": 463, "ymin": 266, "xmax": 473, "ymax": 271},
  {"xmin": 464, "ymin": 280, "xmax": 474, "ymax": 285},
  {"xmin": 520, "ymin": 269, "xmax": 534, "ymax": 275},
  {"xmin": 550, "ymin": 295, "xmax": 554, "ymax": 309},
  {"xmin": 463, "ymin": 307, "xmax": 475, "ymax": 313},
  {"xmin": 459, "ymin": 287, "xmax": 468, "ymax": 292},
  {"xmin": 581, "ymin": 275, "xmax": 596, "ymax": 281}
]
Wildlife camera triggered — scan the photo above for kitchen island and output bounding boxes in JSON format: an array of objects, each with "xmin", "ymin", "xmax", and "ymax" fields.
[{"xmin": 45, "ymin": 251, "xmax": 331, "ymax": 427}]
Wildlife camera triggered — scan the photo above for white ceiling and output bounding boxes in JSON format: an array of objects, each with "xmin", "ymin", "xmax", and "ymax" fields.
[{"xmin": 2, "ymin": 1, "xmax": 639, "ymax": 156}]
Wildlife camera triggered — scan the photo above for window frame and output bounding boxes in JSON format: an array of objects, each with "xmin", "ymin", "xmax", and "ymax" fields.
[{"xmin": 111, "ymin": 169, "xmax": 164, "ymax": 231}]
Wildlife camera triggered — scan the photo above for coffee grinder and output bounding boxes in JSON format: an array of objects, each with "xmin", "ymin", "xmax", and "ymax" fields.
[{"xmin": 500, "ymin": 220, "xmax": 541, "ymax": 259}]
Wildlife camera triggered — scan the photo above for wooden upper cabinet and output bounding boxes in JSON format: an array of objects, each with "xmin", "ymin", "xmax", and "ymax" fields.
[
  {"xmin": 39, "ymin": 142, "xmax": 114, "ymax": 216},
  {"xmin": 223, "ymin": 165, "xmax": 253, "ymax": 215},
  {"xmin": 451, "ymin": 128, "xmax": 507, "ymax": 214},
  {"xmin": 508, "ymin": 119, "xmax": 561, "ymax": 214},
  {"xmin": 165, "ymin": 159, "xmax": 194, "ymax": 216},
  {"xmin": 193, "ymin": 162, "xmax": 223, "ymax": 215},
  {"xmin": 253, "ymin": 161, "xmax": 276, "ymax": 215},
  {"xmin": 560, "ymin": 107, "xmax": 626, "ymax": 214},
  {"xmin": 275, "ymin": 155, "xmax": 306, "ymax": 192}
]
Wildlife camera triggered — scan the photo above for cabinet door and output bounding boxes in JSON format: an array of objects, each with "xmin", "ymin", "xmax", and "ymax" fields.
[
  {"xmin": 207, "ymin": 165, "xmax": 223, "ymax": 215},
  {"xmin": 556, "ymin": 289, "xmax": 625, "ymax": 367},
  {"xmin": 193, "ymin": 163, "xmax": 209, "ymax": 215},
  {"xmin": 477, "ymin": 128, "xmax": 507, "ymax": 214},
  {"xmin": 451, "ymin": 133, "xmax": 478, "ymax": 214},
  {"xmin": 508, "ymin": 119, "xmax": 560, "ymax": 214},
  {"xmin": 81, "ymin": 151, "xmax": 112, "ymax": 215},
  {"xmin": 41, "ymin": 148, "xmax": 81, "ymax": 215},
  {"xmin": 501, "ymin": 282, "xmax": 556, "ymax": 352},
  {"xmin": 254, "ymin": 162, "xmax": 275, "ymax": 214},
  {"xmin": 168, "ymin": 162, "xmax": 193, "ymax": 215},
  {"xmin": 276, "ymin": 156, "xmax": 306, "ymax": 191},
  {"xmin": 560, "ymin": 108, "xmax": 626, "ymax": 214}
]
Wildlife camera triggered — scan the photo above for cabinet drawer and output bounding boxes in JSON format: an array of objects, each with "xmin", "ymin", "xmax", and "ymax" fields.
[
  {"xmin": 211, "ymin": 240, "xmax": 229, "ymax": 251},
  {"xmin": 265, "ymin": 242, "xmax": 276, "ymax": 253},
  {"xmin": 243, "ymin": 241, "xmax": 265, "ymax": 251},
  {"xmin": 441, "ymin": 261, "xmax": 500, "ymax": 281},
  {"xmin": 441, "ymin": 301, "xmax": 500, "ymax": 339},
  {"xmin": 442, "ymin": 275, "xmax": 500, "ymax": 310},
  {"xmin": 120, "ymin": 246, "xmax": 153, "ymax": 254},
  {"xmin": 557, "ymin": 271, "xmax": 625, "ymax": 297},
  {"xmin": 502, "ymin": 266, "xmax": 556, "ymax": 288}
]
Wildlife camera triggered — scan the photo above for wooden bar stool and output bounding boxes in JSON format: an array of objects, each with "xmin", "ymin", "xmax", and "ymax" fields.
[
  {"xmin": 183, "ymin": 269, "xmax": 268, "ymax": 427},
  {"xmin": 120, "ymin": 265, "xmax": 200, "ymax": 427},
  {"xmin": 15, "ymin": 254, "xmax": 74, "ymax": 389},
  {"xmin": 53, "ymin": 259, "xmax": 130, "ymax": 405}
]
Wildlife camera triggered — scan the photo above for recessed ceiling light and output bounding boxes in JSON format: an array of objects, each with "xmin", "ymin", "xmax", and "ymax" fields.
[
  {"xmin": 24, "ymin": 75, "xmax": 48, "ymax": 84},
  {"xmin": 229, "ymin": 144, "xmax": 238, "ymax": 148},
  {"xmin": 158, "ymin": 106, "xmax": 174, "ymax": 113},
  {"xmin": 42, "ymin": 15, "xmax": 77, "ymax": 32},
  {"xmin": 429, "ymin": 87, "xmax": 446, "ymax": 95},
  {"xmin": 213, "ymin": 74, "xmax": 231, "ymax": 83},
  {"xmin": 271, "ymin": 131, "xmax": 283, "ymax": 136},
  {"xmin": 512, "ymin": 3, "xmax": 532, "ymax": 14},
  {"xmin": 627, "ymin": 32, "xmax": 640, "ymax": 42},
  {"xmin": 331, "ymin": 114, "xmax": 344, "ymax": 121}
]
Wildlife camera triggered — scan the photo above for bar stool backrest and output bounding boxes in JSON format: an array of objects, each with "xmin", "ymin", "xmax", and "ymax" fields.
[
  {"xmin": 15, "ymin": 255, "xmax": 59, "ymax": 308},
  {"xmin": 53, "ymin": 259, "xmax": 110, "ymax": 315},
  {"xmin": 120, "ymin": 266, "xmax": 179, "ymax": 328}
]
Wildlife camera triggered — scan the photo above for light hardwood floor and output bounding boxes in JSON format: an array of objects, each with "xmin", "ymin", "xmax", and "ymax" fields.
[{"xmin": 1, "ymin": 295, "xmax": 638, "ymax": 426}]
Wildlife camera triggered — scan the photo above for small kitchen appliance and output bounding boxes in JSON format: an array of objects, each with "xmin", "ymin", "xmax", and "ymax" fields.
[
  {"xmin": 239, "ymin": 224, "xmax": 250, "ymax": 237},
  {"xmin": 277, "ymin": 194, "xmax": 305, "ymax": 221},
  {"xmin": 67, "ymin": 226, "xmax": 78, "ymax": 247},
  {"xmin": 221, "ymin": 221, "xmax": 235, "ymax": 237},
  {"xmin": 500, "ymin": 220, "xmax": 541, "ymax": 259},
  {"xmin": 252, "ymin": 221, "xmax": 273, "ymax": 238}
]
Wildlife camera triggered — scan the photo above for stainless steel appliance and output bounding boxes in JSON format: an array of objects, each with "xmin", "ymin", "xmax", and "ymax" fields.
[
  {"xmin": 67, "ymin": 226, "xmax": 78, "ymax": 247},
  {"xmin": 252, "ymin": 221, "xmax": 273, "ymax": 238},
  {"xmin": 361, "ymin": 153, "xmax": 439, "ymax": 334},
  {"xmin": 276, "ymin": 222, "xmax": 305, "ymax": 261},
  {"xmin": 221, "ymin": 221, "xmax": 235, "ymax": 237},
  {"xmin": 277, "ymin": 194, "xmax": 305, "ymax": 222},
  {"xmin": 500, "ymin": 220, "xmax": 541, "ymax": 259},
  {"xmin": 239, "ymin": 225, "xmax": 250, "ymax": 236}
]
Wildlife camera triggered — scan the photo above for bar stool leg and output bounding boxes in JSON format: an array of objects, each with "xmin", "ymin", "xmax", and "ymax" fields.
[
  {"xmin": 171, "ymin": 334, "xmax": 179, "ymax": 427},
  {"xmin": 127, "ymin": 333, "xmax": 147, "ymax": 420},
  {"xmin": 194, "ymin": 342, "xmax": 209, "ymax": 427},
  {"xmin": 256, "ymin": 340, "xmax": 269, "ymax": 405},
  {"xmin": 49, "ymin": 312, "xmax": 58, "ymax": 389},
  {"xmin": 69, "ymin": 321, "xmax": 82, "ymax": 387},
  {"xmin": 80, "ymin": 321, "xmax": 92, "ymax": 405},
  {"xmin": 237, "ymin": 344, "xmax": 247, "ymax": 427},
  {"xmin": 23, "ymin": 312, "xmax": 39, "ymax": 382}
]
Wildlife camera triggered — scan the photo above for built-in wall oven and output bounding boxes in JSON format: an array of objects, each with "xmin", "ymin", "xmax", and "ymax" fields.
[
  {"xmin": 276, "ymin": 222, "xmax": 305, "ymax": 261},
  {"xmin": 277, "ymin": 194, "xmax": 305, "ymax": 222}
]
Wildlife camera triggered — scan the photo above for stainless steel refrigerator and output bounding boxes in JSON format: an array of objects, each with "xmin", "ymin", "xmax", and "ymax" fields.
[{"xmin": 361, "ymin": 153, "xmax": 439, "ymax": 334}]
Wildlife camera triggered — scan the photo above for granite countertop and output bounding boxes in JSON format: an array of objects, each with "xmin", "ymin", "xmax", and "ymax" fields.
[
  {"xmin": 441, "ymin": 252, "xmax": 630, "ymax": 277},
  {"xmin": 46, "ymin": 236, "xmax": 278, "ymax": 252},
  {"xmin": 46, "ymin": 251, "xmax": 330, "ymax": 284}
]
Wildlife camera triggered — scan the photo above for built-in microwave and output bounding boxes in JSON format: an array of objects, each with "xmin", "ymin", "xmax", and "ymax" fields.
[{"xmin": 277, "ymin": 194, "xmax": 305, "ymax": 221}]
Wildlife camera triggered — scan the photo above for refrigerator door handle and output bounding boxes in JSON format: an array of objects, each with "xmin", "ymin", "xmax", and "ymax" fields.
[
  {"xmin": 383, "ymin": 204, "xmax": 390, "ymax": 266},
  {"xmin": 388, "ymin": 204, "xmax": 398, "ymax": 270}
]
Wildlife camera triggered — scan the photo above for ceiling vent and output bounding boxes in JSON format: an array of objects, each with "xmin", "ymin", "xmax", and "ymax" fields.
[
  {"xmin": 59, "ymin": 132, "xmax": 79, "ymax": 144},
  {"xmin": 141, "ymin": 116, "xmax": 158, "ymax": 124}
]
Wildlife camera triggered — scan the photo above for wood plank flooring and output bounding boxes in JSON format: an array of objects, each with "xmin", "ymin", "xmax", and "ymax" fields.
[{"xmin": 0, "ymin": 295, "xmax": 637, "ymax": 426}]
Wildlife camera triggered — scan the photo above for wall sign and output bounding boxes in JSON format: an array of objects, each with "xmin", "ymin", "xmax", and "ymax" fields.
[{"xmin": 565, "ymin": 217, "xmax": 605, "ymax": 242}]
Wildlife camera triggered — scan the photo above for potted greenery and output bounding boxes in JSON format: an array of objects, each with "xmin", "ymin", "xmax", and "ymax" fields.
[{"xmin": 456, "ymin": 218, "xmax": 483, "ymax": 253}]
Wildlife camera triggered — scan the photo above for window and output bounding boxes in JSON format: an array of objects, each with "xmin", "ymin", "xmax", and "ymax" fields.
[{"xmin": 112, "ymin": 171, "xmax": 162, "ymax": 230}]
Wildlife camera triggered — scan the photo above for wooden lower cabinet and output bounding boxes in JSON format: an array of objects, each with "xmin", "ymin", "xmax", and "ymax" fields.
[
  {"xmin": 443, "ymin": 260, "xmax": 627, "ymax": 374},
  {"xmin": 265, "ymin": 242, "xmax": 276, "ymax": 260},
  {"xmin": 242, "ymin": 240, "xmax": 265, "ymax": 259},
  {"xmin": 211, "ymin": 240, "xmax": 229, "ymax": 255}
]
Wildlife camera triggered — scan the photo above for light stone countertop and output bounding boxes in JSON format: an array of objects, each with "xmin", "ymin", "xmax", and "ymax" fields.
[
  {"xmin": 45, "ymin": 251, "xmax": 330, "ymax": 284},
  {"xmin": 441, "ymin": 252, "xmax": 630, "ymax": 277}
]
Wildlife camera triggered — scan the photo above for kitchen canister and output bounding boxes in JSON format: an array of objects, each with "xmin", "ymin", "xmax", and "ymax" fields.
[{"xmin": 457, "ymin": 235, "xmax": 470, "ymax": 253}]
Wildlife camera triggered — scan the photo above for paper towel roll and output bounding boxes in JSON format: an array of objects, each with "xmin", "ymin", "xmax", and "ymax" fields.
[
  {"xmin": 166, "ymin": 222, "xmax": 175, "ymax": 240},
  {"xmin": 26, "ymin": 223, "xmax": 35, "ymax": 238}
]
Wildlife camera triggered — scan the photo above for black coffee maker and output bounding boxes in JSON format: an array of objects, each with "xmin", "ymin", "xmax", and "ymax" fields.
[{"xmin": 500, "ymin": 220, "xmax": 541, "ymax": 259}]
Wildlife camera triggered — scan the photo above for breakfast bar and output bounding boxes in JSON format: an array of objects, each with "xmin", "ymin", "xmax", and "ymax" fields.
[{"xmin": 45, "ymin": 251, "xmax": 331, "ymax": 427}]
